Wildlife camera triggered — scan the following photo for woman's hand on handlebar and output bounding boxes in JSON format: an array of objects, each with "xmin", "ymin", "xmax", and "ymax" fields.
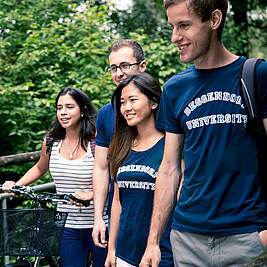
[
  {"xmin": 2, "ymin": 181, "xmax": 16, "ymax": 194},
  {"xmin": 70, "ymin": 191, "xmax": 93, "ymax": 207}
]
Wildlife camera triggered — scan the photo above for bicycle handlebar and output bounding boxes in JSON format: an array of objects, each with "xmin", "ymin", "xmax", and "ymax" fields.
[
  {"xmin": 42, "ymin": 192, "xmax": 91, "ymax": 207},
  {"xmin": 0, "ymin": 185, "xmax": 90, "ymax": 207}
]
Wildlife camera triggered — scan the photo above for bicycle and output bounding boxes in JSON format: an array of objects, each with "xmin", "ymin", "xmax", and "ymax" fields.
[{"xmin": 0, "ymin": 185, "xmax": 92, "ymax": 267}]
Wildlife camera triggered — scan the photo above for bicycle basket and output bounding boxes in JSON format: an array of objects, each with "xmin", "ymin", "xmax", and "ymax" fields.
[{"xmin": 0, "ymin": 209, "xmax": 67, "ymax": 257}]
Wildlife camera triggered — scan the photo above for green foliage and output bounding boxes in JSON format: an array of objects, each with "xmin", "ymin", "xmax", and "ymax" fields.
[
  {"xmin": 110, "ymin": 0, "xmax": 266, "ymax": 58},
  {"xmin": 0, "ymin": 0, "xmax": 114, "ymax": 157},
  {"xmin": 0, "ymin": 1, "xmax": 265, "ymax": 264},
  {"xmin": 223, "ymin": 20, "xmax": 250, "ymax": 56},
  {"xmin": 110, "ymin": 0, "xmax": 161, "ymax": 39},
  {"xmin": 0, "ymin": 84, "xmax": 52, "ymax": 154},
  {"xmin": 1, "ymin": 1, "xmax": 114, "ymax": 102},
  {"xmin": 0, "ymin": 0, "xmax": 187, "ymax": 161},
  {"xmin": 0, "ymin": 0, "xmax": 186, "ymax": 184},
  {"xmin": 0, "ymin": 0, "xmax": 115, "ymax": 183},
  {"xmin": 0, "ymin": 0, "xmax": 265, "ymax": 184},
  {"xmin": 126, "ymin": 31, "xmax": 187, "ymax": 85},
  {"xmin": 109, "ymin": 0, "xmax": 173, "ymax": 41}
]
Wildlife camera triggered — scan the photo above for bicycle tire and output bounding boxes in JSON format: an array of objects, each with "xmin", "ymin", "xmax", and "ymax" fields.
[{"xmin": 4, "ymin": 257, "xmax": 33, "ymax": 267}]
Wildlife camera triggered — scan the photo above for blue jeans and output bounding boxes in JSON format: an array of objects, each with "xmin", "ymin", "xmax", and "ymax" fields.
[{"xmin": 60, "ymin": 227, "xmax": 108, "ymax": 267}]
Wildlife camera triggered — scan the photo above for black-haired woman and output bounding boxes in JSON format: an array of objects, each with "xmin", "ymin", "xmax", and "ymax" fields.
[
  {"xmin": 105, "ymin": 73, "xmax": 173, "ymax": 267},
  {"xmin": 3, "ymin": 87, "xmax": 108, "ymax": 267}
]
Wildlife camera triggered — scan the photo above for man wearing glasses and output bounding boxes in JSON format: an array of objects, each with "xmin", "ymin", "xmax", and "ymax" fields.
[{"xmin": 92, "ymin": 40, "xmax": 147, "ymax": 248}]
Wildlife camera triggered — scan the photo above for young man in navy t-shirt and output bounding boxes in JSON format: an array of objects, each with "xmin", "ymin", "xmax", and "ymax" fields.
[
  {"xmin": 141, "ymin": 0, "xmax": 267, "ymax": 266},
  {"xmin": 92, "ymin": 40, "xmax": 147, "ymax": 247}
]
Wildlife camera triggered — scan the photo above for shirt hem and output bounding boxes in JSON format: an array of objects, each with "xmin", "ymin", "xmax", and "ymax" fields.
[
  {"xmin": 171, "ymin": 223, "xmax": 266, "ymax": 236},
  {"xmin": 95, "ymin": 142, "xmax": 109, "ymax": 148},
  {"xmin": 115, "ymin": 253, "xmax": 139, "ymax": 266}
]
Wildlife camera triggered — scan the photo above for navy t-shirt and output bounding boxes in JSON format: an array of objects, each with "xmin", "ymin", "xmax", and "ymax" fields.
[
  {"xmin": 116, "ymin": 137, "xmax": 173, "ymax": 266},
  {"xmin": 156, "ymin": 57, "xmax": 267, "ymax": 235}
]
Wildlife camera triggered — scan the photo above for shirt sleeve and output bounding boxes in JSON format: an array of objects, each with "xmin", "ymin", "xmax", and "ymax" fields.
[
  {"xmin": 95, "ymin": 107, "xmax": 109, "ymax": 147},
  {"xmin": 156, "ymin": 85, "xmax": 184, "ymax": 134}
]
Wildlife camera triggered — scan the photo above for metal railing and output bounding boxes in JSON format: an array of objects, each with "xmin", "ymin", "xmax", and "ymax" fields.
[{"xmin": 0, "ymin": 182, "xmax": 56, "ymax": 207}]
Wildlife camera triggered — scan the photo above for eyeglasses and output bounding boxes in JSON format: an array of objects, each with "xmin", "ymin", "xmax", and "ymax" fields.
[{"xmin": 107, "ymin": 62, "xmax": 141, "ymax": 74}]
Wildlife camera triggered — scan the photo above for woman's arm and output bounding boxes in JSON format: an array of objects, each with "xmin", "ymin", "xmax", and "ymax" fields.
[{"xmin": 3, "ymin": 137, "xmax": 50, "ymax": 190}]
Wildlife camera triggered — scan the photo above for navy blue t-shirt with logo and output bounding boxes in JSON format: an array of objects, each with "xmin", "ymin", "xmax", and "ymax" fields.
[
  {"xmin": 156, "ymin": 56, "xmax": 267, "ymax": 235},
  {"xmin": 116, "ymin": 137, "xmax": 173, "ymax": 266}
]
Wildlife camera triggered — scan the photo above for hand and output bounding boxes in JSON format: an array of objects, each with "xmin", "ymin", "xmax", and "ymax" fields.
[
  {"xmin": 104, "ymin": 249, "xmax": 116, "ymax": 267},
  {"xmin": 92, "ymin": 218, "xmax": 108, "ymax": 248},
  {"xmin": 2, "ymin": 181, "xmax": 16, "ymax": 194},
  {"xmin": 139, "ymin": 244, "xmax": 161, "ymax": 267},
  {"xmin": 70, "ymin": 191, "xmax": 93, "ymax": 206},
  {"xmin": 259, "ymin": 230, "xmax": 267, "ymax": 250}
]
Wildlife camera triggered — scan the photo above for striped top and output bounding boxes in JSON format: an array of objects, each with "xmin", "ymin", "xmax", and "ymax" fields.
[{"xmin": 49, "ymin": 140, "xmax": 108, "ymax": 229}]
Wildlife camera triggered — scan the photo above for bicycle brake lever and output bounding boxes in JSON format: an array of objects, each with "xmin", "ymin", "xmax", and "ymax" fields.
[
  {"xmin": 10, "ymin": 185, "xmax": 25, "ymax": 194},
  {"xmin": 13, "ymin": 185, "xmax": 33, "ymax": 193}
]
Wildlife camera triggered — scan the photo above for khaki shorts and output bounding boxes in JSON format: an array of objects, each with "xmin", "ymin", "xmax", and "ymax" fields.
[{"xmin": 170, "ymin": 229, "xmax": 267, "ymax": 267}]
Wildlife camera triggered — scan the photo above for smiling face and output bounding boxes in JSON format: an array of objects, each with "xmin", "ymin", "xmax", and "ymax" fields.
[
  {"xmin": 120, "ymin": 82, "xmax": 157, "ymax": 128},
  {"xmin": 109, "ymin": 46, "xmax": 146, "ymax": 86},
  {"xmin": 167, "ymin": 1, "xmax": 212, "ymax": 65},
  {"xmin": 57, "ymin": 93, "xmax": 82, "ymax": 130}
]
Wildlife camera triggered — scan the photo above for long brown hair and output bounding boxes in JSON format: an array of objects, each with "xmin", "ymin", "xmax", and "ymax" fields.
[{"xmin": 109, "ymin": 73, "xmax": 162, "ymax": 179}]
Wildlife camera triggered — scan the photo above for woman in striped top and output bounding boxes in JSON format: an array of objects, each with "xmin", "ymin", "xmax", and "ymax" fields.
[{"xmin": 3, "ymin": 87, "xmax": 108, "ymax": 267}]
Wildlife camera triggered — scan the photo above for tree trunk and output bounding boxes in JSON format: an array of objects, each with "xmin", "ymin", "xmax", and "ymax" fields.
[{"xmin": 229, "ymin": 0, "xmax": 249, "ymax": 57}]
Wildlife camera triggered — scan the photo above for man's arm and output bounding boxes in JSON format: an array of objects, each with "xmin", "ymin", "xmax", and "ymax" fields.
[
  {"xmin": 105, "ymin": 182, "xmax": 121, "ymax": 267},
  {"xmin": 258, "ymin": 118, "xmax": 267, "ymax": 249},
  {"xmin": 140, "ymin": 132, "xmax": 184, "ymax": 267},
  {"xmin": 92, "ymin": 145, "xmax": 110, "ymax": 248},
  {"xmin": 177, "ymin": 159, "xmax": 185, "ymax": 200}
]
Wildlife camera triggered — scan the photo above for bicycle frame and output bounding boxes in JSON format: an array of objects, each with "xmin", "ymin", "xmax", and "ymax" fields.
[
  {"xmin": 0, "ymin": 186, "xmax": 69, "ymax": 267},
  {"xmin": 0, "ymin": 183, "xmax": 55, "ymax": 266},
  {"xmin": 0, "ymin": 185, "xmax": 92, "ymax": 267}
]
